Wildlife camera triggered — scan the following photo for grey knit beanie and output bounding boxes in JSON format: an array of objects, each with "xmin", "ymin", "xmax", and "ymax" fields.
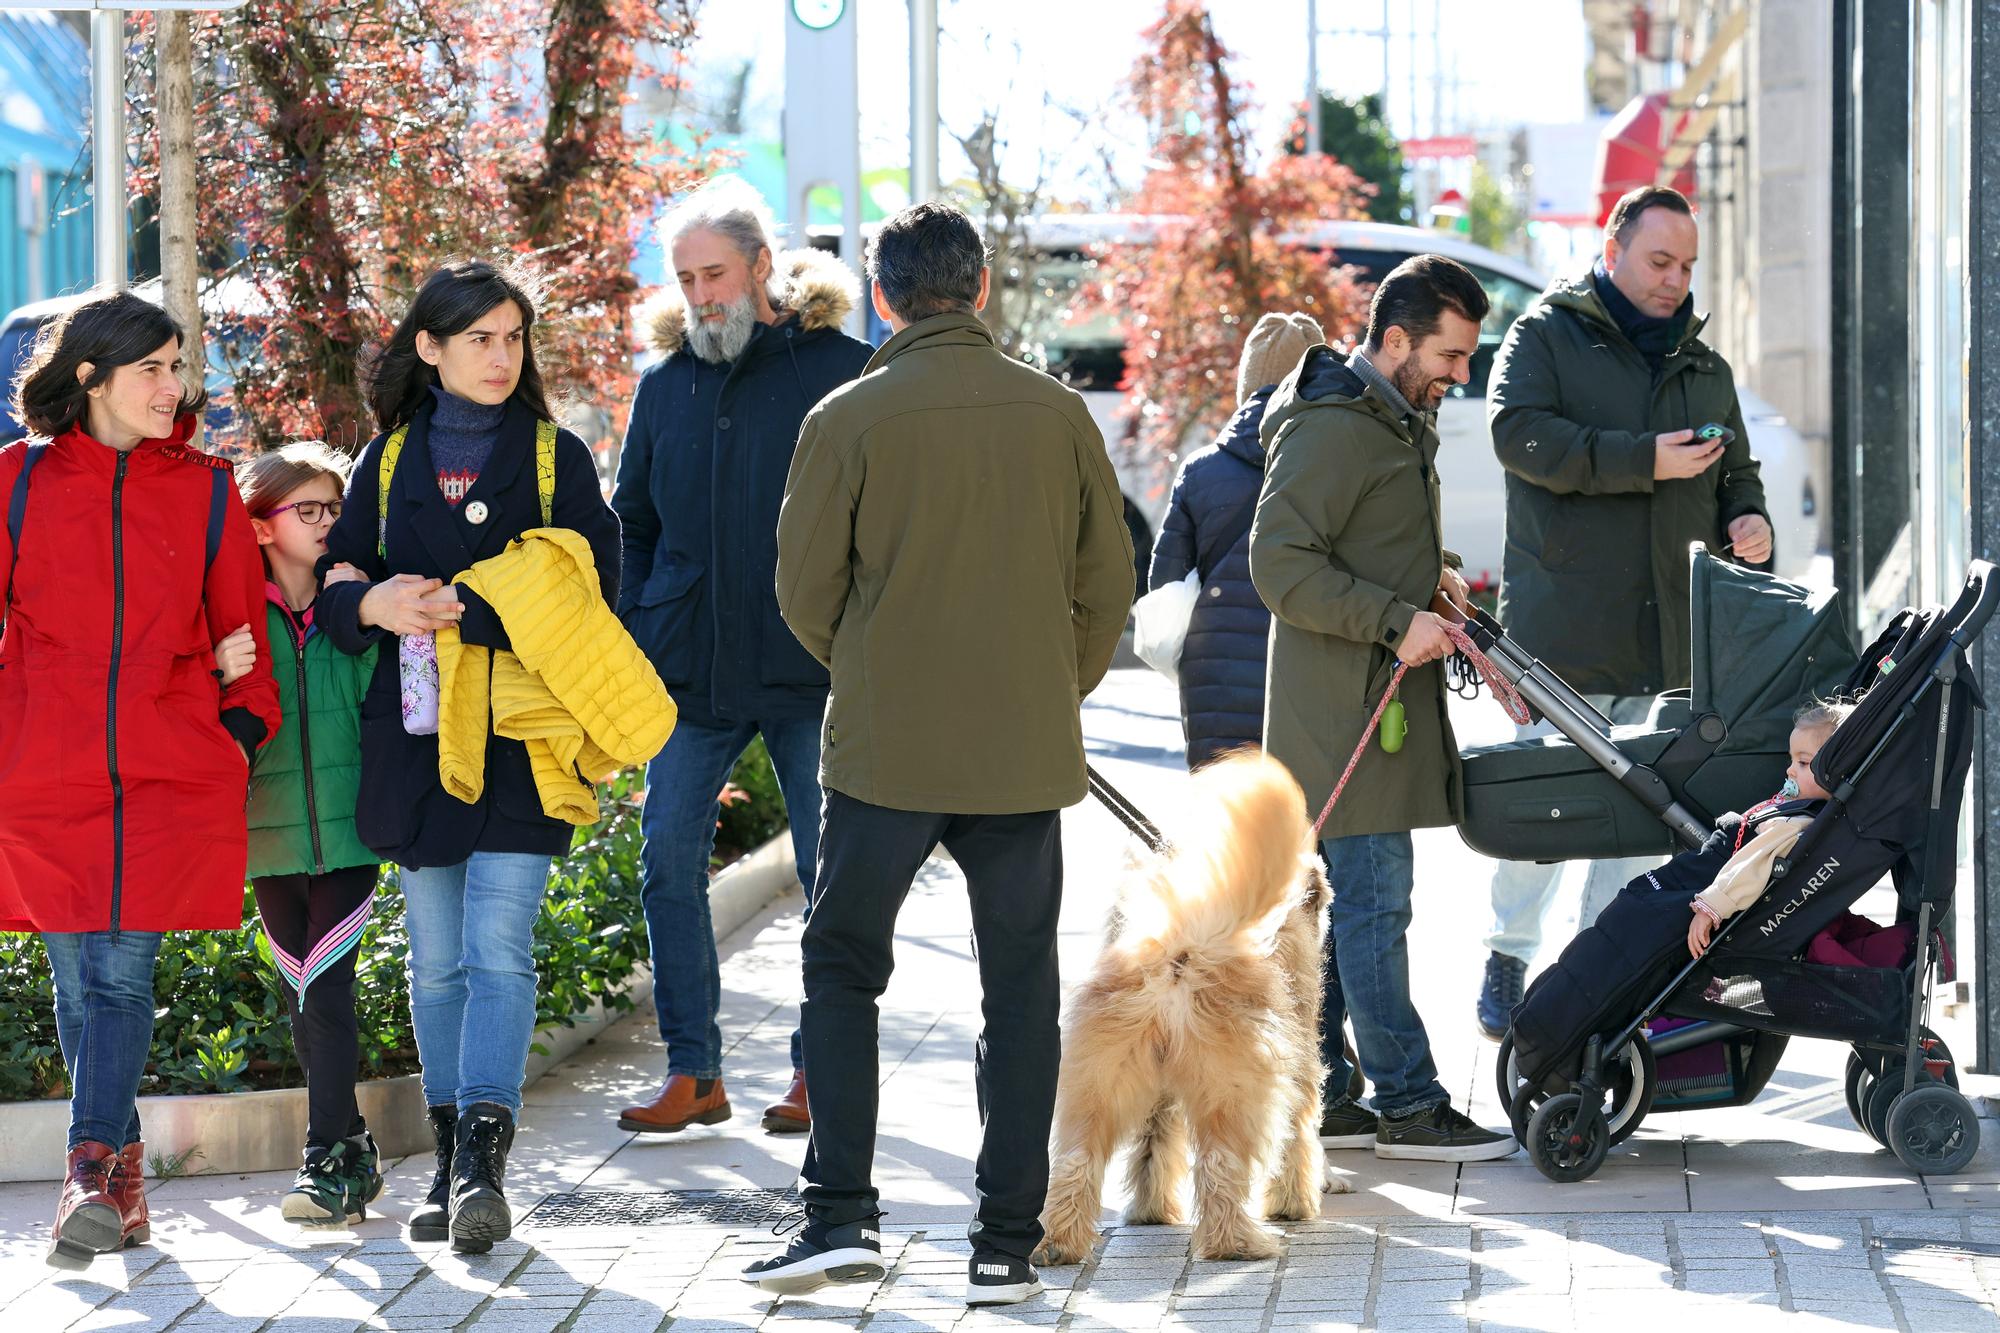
[{"xmin": 1236, "ymin": 312, "xmax": 1325, "ymax": 407}]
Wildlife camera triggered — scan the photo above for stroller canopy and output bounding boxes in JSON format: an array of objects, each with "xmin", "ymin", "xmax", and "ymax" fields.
[{"xmin": 1689, "ymin": 546, "xmax": 1858, "ymax": 755}]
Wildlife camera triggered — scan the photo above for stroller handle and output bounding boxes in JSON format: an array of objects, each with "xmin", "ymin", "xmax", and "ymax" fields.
[{"xmin": 1948, "ymin": 560, "xmax": 1998, "ymax": 647}]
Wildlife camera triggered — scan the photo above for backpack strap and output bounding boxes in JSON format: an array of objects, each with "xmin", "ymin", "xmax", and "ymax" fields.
[
  {"xmin": 2, "ymin": 442, "xmax": 48, "ymax": 630},
  {"xmin": 535, "ymin": 420, "xmax": 556, "ymax": 527},
  {"xmin": 377, "ymin": 425, "xmax": 408, "ymax": 561},
  {"xmin": 204, "ymin": 466, "xmax": 227, "ymax": 573}
]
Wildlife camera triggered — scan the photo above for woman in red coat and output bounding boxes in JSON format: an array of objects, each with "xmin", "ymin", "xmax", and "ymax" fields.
[{"xmin": 0, "ymin": 289, "xmax": 280, "ymax": 1270}]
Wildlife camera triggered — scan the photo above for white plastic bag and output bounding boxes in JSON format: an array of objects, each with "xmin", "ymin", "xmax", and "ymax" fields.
[{"xmin": 1132, "ymin": 570, "xmax": 1200, "ymax": 684}]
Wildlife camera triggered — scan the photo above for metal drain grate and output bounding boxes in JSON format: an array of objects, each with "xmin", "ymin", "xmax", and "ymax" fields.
[{"xmin": 526, "ymin": 1187, "xmax": 800, "ymax": 1228}]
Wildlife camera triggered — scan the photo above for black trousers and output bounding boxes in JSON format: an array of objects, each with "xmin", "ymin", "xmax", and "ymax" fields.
[
  {"xmin": 799, "ymin": 789, "xmax": 1063, "ymax": 1261},
  {"xmin": 252, "ymin": 864, "xmax": 377, "ymax": 1148}
]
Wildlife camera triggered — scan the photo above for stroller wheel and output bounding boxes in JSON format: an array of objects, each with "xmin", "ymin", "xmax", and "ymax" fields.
[
  {"xmin": 1495, "ymin": 1033, "xmax": 1520, "ymax": 1111},
  {"xmin": 1603, "ymin": 1036, "xmax": 1656, "ymax": 1148},
  {"xmin": 1526, "ymin": 1093, "xmax": 1609, "ymax": 1183},
  {"xmin": 1865, "ymin": 1063, "xmax": 1937, "ymax": 1147},
  {"xmin": 1917, "ymin": 1027, "xmax": 1961, "ymax": 1089},
  {"xmin": 1885, "ymin": 1085, "xmax": 1981, "ymax": 1176},
  {"xmin": 1844, "ymin": 1052, "xmax": 1873, "ymax": 1134},
  {"xmin": 1509, "ymin": 1082, "xmax": 1546, "ymax": 1146}
]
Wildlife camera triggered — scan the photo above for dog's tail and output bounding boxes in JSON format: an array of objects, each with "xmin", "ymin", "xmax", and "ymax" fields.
[{"xmin": 1126, "ymin": 751, "xmax": 1314, "ymax": 957}]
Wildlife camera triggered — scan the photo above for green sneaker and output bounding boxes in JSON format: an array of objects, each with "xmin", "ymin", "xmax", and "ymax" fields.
[
  {"xmin": 280, "ymin": 1131, "xmax": 383, "ymax": 1228},
  {"xmin": 1318, "ymin": 1097, "xmax": 1379, "ymax": 1149},
  {"xmin": 1375, "ymin": 1102, "xmax": 1516, "ymax": 1163}
]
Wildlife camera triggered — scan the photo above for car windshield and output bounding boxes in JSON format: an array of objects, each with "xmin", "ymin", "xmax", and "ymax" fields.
[{"xmin": 1010, "ymin": 242, "xmax": 1544, "ymax": 399}]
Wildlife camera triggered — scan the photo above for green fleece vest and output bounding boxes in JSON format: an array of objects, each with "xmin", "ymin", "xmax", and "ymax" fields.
[{"xmin": 245, "ymin": 600, "xmax": 380, "ymax": 878}]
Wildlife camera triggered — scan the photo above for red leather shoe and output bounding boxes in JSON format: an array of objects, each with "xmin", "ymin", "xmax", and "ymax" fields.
[
  {"xmin": 617, "ymin": 1074, "xmax": 731, "ymax": 1133},
  {"xmin": 110, "ymin": 1141, "xmax": 150, "ymax": 1248},
  {"xmin": 761, "ymin": 1069, "xmax": 810, "ymax": 1134},
  {"xmin": 47, "ymin": 1142, "xmax": 121, "ymax": 1270}
]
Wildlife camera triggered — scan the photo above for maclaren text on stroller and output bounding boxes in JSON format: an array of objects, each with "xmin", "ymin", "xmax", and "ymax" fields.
[{"xmin": 1460, "ymin": 546, "xmax": 1995, "ymax": 1182}]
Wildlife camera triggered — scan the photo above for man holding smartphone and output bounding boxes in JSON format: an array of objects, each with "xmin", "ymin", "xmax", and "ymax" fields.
[{"xmin": 1472, "ymin": 185, "xmax": 1772, "ymax": 1039}]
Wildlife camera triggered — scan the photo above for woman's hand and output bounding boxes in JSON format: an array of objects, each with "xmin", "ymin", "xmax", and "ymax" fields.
[
  {"xmin": 323, "ymin": 561, "xmax": 365, "ymax": 587},
  {"xmin": 213, "ymin": 623, "xmax": 256, "ymax": 686},
  {"xmin": 359, "ymin": 573, "xmax": 461, "ymax": 635},
  {"xmin": 1688, "ymin": 906, "xmax": 1716, "ymax": 958}
]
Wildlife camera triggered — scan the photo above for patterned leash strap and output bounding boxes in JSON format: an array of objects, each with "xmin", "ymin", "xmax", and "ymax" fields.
[{"xmin": 1310, "ymin": 620, "xmax": 1533, "ymax": 840}]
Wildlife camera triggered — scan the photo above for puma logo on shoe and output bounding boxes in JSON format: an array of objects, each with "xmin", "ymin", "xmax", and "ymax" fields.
[
  {"xmin": 977, "ymin": 1263, "xmax": 1013, "ymax": 1276},
  {"xmin": 861, "ymin": 1230, "xmax": 881, "ymax": 1243}
]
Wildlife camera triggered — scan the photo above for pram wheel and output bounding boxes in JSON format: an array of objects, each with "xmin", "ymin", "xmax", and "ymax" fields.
[
  {"xmin": 1884, "ymin": 1084, "xmax": 1981, "ymax": 1175},
  {"xmin": 1846, "ymin": 1029, "xmax": 1959, "ymax": 1137},
  {"xmin": 1526, "ymin": 1093, "xmax": 1610, "ymax": 1183},
  {"xmin": 1503, "ymin": 1035, "xmax": 1653, "ymax": 1149},
  {"xmin": 1864, "ymin": 1063, "xmax": 1937, "ymax": 1147}
]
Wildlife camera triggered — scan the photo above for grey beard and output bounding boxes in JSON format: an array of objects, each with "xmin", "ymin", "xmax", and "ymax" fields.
[{"xmin": 686, "ymin": 293, "xmax": 760, "ymax": 364}]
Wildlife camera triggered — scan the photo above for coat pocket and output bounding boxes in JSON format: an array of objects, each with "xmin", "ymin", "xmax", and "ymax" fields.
[
  {"xmin": 758, "ymin": 600, "xmax": 829, "ymax": 688},
  {"xmin": 620, "ymin": 561, "xmax": 704, "ymax": 686},
  {"xmin": 354, "ymin": 681, "xmax": 424, "ymax": 852}
]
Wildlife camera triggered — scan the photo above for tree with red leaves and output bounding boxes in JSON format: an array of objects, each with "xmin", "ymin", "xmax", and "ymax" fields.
[
  {"xmin": 1103, "ymin": 1, "xmax": 1370, "ymax": 462},
  {"xmin": 129, "ymin": 1, "xmax": 716, "ymax": 453}
]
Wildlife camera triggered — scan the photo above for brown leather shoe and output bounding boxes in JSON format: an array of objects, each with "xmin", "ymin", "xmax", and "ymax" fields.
[
  {"xmin": 617, "ymin": 1074, "xmax": 731, "ymax": 1133},
  {"xmin": 761, "ymin": 1069, "xmax": 810, "ymax": 1134},
  {"xmin": 47, "ymin": 1142, "xmax": 121, "ymax": 1270},
  {"xmin": 110, "ymin": 1141, "xmax": 150, "ymax": 1248}
]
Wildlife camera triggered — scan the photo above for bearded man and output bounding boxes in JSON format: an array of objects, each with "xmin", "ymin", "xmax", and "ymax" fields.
[{"xmin": 611, "ymin": 177, "xmax": 874, "ymax": 1138}]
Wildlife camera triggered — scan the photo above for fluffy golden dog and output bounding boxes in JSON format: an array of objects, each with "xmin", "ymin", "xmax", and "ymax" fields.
[{"xmin": 1036, "ymin": 753, "xmax": 1337, "ymax": 1264}]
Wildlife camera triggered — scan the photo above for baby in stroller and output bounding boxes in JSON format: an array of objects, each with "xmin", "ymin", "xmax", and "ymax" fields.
[
  {"xmin": 1508, "ymin": 701, "xmax": 1855, "ymax": 1087},
  {"xmin": 1683, "ymin": 701, "xmax": 1849, "ymax": 957}
]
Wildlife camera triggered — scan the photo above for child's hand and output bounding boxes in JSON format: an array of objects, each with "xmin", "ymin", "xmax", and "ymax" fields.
[
  {"xmin": 214, "ymin": 624, "xmax": 256, "ymax": 686},
  {"xmin": 1688, "ymin": 906, "xmax": 1716, "ymax": 958},
  {"xmin": 323, "ymin": 561, "xmax": 365, "ymax": 587}
]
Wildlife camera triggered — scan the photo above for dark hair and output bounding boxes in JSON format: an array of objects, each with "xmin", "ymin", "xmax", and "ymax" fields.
[
  {"xmin": 1363, "ymin": 254, "xmax": 1491, "ymax": 351},
  {"xmin": 1605, "ymin": 185, "xmax": 1694, "ymax": 246},
  {"xmin": 10, "ymin": 288, "xmax": 206, "ymax": 438},
  {"xmin": 366, "ymin": 257, "xmax": 552, "ymax": 432},
  {"xmin": 866, "ymin": 201, "xmax": 988, "ymax": 322}
]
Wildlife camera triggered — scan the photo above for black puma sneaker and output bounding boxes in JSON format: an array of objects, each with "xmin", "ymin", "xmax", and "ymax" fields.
[
  {"xmin": 967, "ymin": 1253, "xmax": 1043, "ymax": 1306},
  {"xmin": 741, "ymin": 1211, "xmax": 886, "ymax": 1295}
]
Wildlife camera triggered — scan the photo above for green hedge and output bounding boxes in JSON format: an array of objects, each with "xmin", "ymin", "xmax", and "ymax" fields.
[{"xmin": 0, "ymin": 744, "xmax": 790, "ymax": 1103}]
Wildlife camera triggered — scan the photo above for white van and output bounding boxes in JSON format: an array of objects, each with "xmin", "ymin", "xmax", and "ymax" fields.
[{"xmin": 999, "ymin": 216, "xmax": 1818, "ymax": 588}]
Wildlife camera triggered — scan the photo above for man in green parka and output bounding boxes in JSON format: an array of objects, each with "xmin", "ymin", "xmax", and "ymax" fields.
[
  {"xmin": 1251, "ymin": 255, "xmax": 1514, "ymax": 1163},
  {"xmin": 1473, "ymin": 186, "xmax": 1773, "ymax": 1039}
]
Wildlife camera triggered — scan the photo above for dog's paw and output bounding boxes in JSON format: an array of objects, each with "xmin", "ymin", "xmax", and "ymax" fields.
[
  {"xmin": 1194, "ymin": 1221, "xmax": 1283, "ymax": 1263},
  {"xmin": 1322, "ymin": 1166, "xmax": 1355, "ymax": 1195},
  {"xmin": 1032, "ymin": 1238, "xmax": 1092, "ymax": 1268},
  {"xmin": 1123, "ymin": 1201, "xmax": 1188, "ymax": 1227}
]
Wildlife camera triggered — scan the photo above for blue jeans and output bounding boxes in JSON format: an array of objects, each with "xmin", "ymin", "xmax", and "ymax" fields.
[
  {"xmin": 44, "ymin": 930, "xmax": 164, "ymax": 1150},
  {"xmin": 638, "ymin": 714, "xmax": 823, "ymax": 1078},
  {"xmin": 1318, "ymin": 832, "xmax": 1446, "ymax": 1118},
  {"xmin": 401, "ymin": 852, "xmax": 552, "ymax": 1113},
  {"xmin": 1484, "ymin": 694, "xmax": 1661, "ymax": 963}
]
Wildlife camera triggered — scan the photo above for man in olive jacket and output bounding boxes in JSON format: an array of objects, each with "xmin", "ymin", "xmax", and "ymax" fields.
[
  {"xmin": 1252, "ymin": 255, "xmax": 1514, "ymax": 1164},
  {"xmin": 749, "ymin": 201, "xmax": 1133, "ymax": 1304},
  {"xmin": 1473, "ymin": 186, "xmax": 1772, "ymax": 1038}
]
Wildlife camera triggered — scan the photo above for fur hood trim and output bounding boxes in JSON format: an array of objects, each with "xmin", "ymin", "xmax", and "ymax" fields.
[{"xmin": 640, "ymin": 247, "xmax": 859, "ymax": 356}]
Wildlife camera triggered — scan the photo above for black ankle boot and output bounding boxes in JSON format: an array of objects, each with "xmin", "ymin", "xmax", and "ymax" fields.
[
  {"xmin": 448, "ymin": 1101, "xmax": 516, "ymax": 1254},
  {"xmin": 407, "ymin": 1104, "xmax": 458, "ymax": 1243}
]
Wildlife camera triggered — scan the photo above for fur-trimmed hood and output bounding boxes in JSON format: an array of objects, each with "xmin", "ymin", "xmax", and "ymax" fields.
[{"xmin": 640, "ymin": 247, "xmax": 860, "ymax": 357}]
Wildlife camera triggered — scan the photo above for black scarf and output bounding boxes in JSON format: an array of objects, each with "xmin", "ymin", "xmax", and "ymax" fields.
[{"xmin": 1592, "ymin": 259, "xmax": 1691, "ymax": 372}]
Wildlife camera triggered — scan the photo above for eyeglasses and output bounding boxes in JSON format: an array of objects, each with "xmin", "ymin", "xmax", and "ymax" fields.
[{"xmin": 267, "ymin": 500, "xmax": 342, "ymax": 524}]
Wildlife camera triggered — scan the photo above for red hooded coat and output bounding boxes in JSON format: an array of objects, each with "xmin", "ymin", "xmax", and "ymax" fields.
[{"xmin": 0, "ymin": 417, "xmax": 281, "ymax": 932}]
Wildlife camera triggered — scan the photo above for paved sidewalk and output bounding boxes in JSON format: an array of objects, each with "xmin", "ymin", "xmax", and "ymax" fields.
[{"xmin": 2, "ymin": 669, "xmax": 1996, "ymax": 1331}]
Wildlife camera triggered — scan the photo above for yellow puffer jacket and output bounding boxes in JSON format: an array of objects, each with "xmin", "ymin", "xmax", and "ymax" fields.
[{"xmin": 437, "ymin": 528, "xmax": 678, "ymax": 823}]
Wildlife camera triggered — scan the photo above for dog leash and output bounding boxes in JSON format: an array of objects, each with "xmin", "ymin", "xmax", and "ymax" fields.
[
  {"xmin": 1086, "ymin": 763, "xmax": 1170, "ymax": 855},
  {"xmin": 1310, "ymin": 620, "xmax": 1532, "ymax": 839}
]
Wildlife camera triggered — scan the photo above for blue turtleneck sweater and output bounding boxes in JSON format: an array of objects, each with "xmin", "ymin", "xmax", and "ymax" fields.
[{"xmin": 428, "ymin": 385, "xmax": 504, "ymax": 507}]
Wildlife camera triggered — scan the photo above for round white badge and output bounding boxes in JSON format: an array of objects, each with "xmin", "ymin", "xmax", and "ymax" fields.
[{"xmin": 465, "ymin": 501, "xmax": 490, "ymax": 525}]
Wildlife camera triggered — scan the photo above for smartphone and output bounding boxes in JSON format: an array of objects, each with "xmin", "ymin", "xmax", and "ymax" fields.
[{"xmin": 1696, "ymin": 423, "xmax": 1735, "ymax": 449}]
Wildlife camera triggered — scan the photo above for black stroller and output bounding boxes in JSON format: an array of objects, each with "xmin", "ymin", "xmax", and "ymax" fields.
[{"xmin": 1458, "ymin": 547, "xmax": 1995, "ymax": 1182}]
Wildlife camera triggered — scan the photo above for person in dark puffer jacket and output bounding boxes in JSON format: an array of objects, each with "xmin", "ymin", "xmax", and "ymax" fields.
[{"xmin": 1149, "ymin": 312, "xmax": 1322, "ymax": 771}]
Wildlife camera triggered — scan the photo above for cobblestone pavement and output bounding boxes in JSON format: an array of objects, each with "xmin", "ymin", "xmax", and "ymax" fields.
[
  {"xmin": 11, "ymin": 1212, "xmax": 2000, "ymax": 1331},
  {"xmin": 2, "ymin": 671, "xmax": 1995, "ymax": 1330}
]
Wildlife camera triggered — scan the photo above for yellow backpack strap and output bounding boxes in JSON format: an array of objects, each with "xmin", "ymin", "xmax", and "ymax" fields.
[
  {"xmin": 535, "ymin": 420, "xmax": 556, "ymax": 527},
  {"xmin": 377, "ymin": 425, "xmax": 409, "ymax": 561}
]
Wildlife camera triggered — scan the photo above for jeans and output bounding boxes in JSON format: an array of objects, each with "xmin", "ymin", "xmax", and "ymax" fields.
[
  {"xmin": 1483, "ymin": 694, "xmax": 1663, "ymax": 963},
  {"xmin": 44, "ymin": 930, "xmax": 164, "ymax": 1151},
  {"xmin": 1318, "ymin": 832, "xmax": 1446, "ymax": 1118},
  {"xmin": 638, "ymin": 713, "xmax": 824, "ymax": 1078},
  {"xmin": 401, "ymin": 851, "xmax": 552, "ymax": 1113},
  {"xmin": 798, "ymin": 790, "xmax": 1063, "ymax": 1263}
]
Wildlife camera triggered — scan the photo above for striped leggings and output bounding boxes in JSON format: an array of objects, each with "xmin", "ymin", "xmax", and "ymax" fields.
[{"xmin": 252, "ymin": 864, "xmax": 378, "ymax": 1148}]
